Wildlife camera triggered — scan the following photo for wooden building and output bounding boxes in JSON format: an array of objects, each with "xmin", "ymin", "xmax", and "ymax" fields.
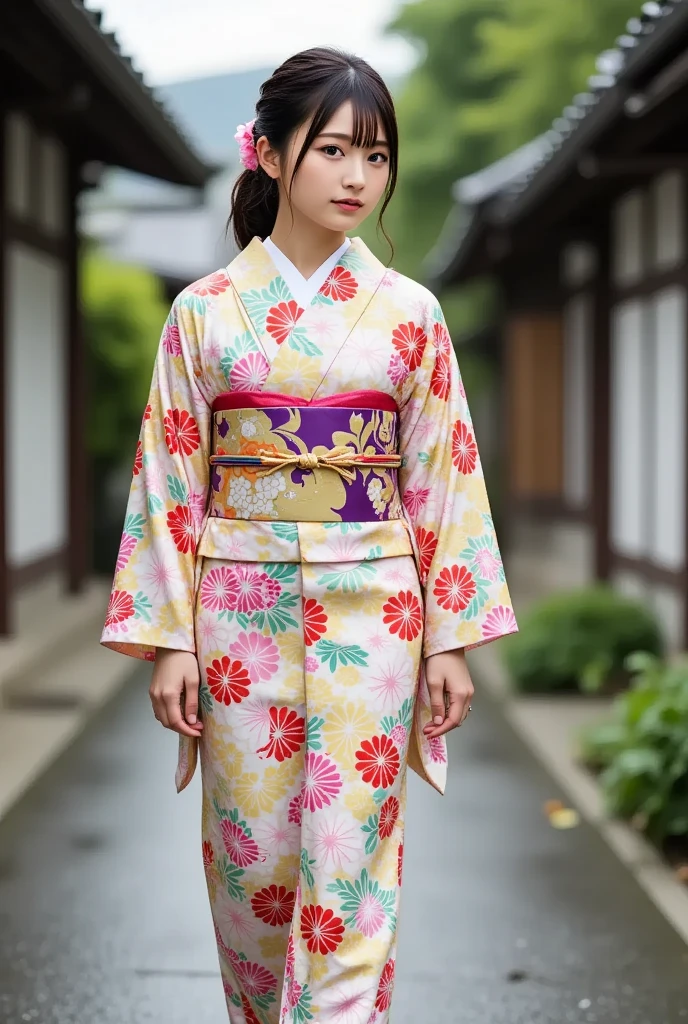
[
  {"xmin": 0, "ymin": 1, "xmax": 210, "ymax": 637},
  {"xmin": 427, "ymin": 0, "xmax": 688, "ymax": 649}
]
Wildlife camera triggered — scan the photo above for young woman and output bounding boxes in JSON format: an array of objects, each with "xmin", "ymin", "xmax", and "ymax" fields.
[{"xmin": 101, "ymin": 45, "xmax": 517, "ymax": 1024}]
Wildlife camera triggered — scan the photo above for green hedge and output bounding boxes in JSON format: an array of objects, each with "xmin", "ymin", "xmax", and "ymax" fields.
[
  {"xmin": 502, "ymin": 585, "xmax": 663, "ymax": 694},
  {"xmin": 579, "ymin": 651, "xmax": 688, "ymax": 844}
]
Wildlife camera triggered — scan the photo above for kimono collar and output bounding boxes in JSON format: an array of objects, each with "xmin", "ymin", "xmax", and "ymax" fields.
[{"xmin": 225, "ymin": 234, "xmax": 392, "ymax": 399}]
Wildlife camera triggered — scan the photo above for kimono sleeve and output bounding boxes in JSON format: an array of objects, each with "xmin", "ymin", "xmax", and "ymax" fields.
[
  {"xmin": 398, "ymin": 299, "xmax": 518, "ymax": 658},
  {"xmin": 100, "ymin": 297, "xmax": 212, "ymax": 661}
]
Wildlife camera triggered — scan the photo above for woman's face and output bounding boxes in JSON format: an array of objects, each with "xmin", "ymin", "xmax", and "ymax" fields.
[{"xmin": 257, "ymin": 99, "xmax": 391, "ymax": 233}]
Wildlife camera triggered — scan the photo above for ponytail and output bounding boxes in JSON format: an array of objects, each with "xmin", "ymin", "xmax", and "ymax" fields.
[{"xmin": 229, "ymin": 161, "xmax": 279, "ymax": 251}]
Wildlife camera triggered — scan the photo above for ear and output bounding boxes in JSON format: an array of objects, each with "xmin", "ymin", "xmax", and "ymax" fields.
[{"xmin": 255, "ymin": 136, "xmax": 280, "ymax": 180}]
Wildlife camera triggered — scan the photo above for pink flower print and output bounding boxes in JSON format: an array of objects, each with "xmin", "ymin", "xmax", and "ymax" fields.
[
  {"xmin": 288, "ymin": 791, "xmax": 303, "ymax": 825},
  {"xmin": 380, "ymin": 268, "xmax": 400, "ymax": 288},
  {"xmin": 403, "ymin": 486, "xmax": 430, "ymax": 518},
  {"xmin": 230, "ymin": 351, "xmax": 270, "ymax": 392},
  {"xmin": 482, "ymin": 604, "xmax": 518, "ymax": 641},
  {"xmin": 304, "ymin": 655, "xmax": 319, "ymax": 673},
  {"xmin": 288, "ymin": 978, "xmax": 302, "ymax": 1009},
  {"xmin": 303, "ymin": 752, "xmax": 342, "ymax": 811},
  {"xmin": 389, "ymin": 723, "xmax": 407, "ymax": 747},
  {"xmin": 200, "ymin": 566, "xmax": 237, "ymax": 612},
  {"xmin": 428, "ymin": 736, "xmax": 447, "ymax": 764},
  {"xmin": 116, "ymin": 533, "xmax": 137, "ymax": 571},
  {"xmin": 220, "ymin": 818, "xmax": 261, "ymax": 867},
  {"xmin": 387, "ymin": 351, "xmax": 409, "ymax": 386},
  {"xmin": 229, "ymin": 566, "xmax": 280, "ymax": 613},
  {"xmin": 228, "ymin": 631, "xmax": 279, "ymax": 683},
  {"xmin": 223, "ymin": 979, "xmax": 235, "ymax": 1001},
  {"xmin": 189, "ymin": 489, "xmax": 208, "ymax": 530},
  {"xmin": 474, "ymin": 546, "xmax": 502, "ymax": 581},
  {"xmin": 234, "ymin": 959, "xmax": 277, "ymax": 997},
  {"xmin": 355, "ymin": 892, "xmax": 386, "ymax": 937},
  {"xmin": 162, "ymin": 321, "xmax": 181, "ymax": 355}
]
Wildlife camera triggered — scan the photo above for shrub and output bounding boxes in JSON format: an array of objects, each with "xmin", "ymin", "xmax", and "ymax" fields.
[
  {"xmin": 502, "ymin": 584, "xmax": 663, "ymax": 694},
  {"xmin": 579, "ymin": 651, "xmax": 688, "ymax": 844}
]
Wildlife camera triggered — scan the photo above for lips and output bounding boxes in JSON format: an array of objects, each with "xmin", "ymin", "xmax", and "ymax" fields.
[{"xmin": 333, "ymin": 199, "xmax": 362, "ymax": 209}]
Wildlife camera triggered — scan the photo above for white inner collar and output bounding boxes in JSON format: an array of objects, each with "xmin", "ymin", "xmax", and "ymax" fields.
[{"xmin": 263, "ymin": 235, "xmax": 351, "ymax": 308}]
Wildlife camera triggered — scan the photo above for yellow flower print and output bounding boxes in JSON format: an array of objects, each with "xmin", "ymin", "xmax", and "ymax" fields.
[
  {"xmin": 271, "ymin": 852, "xmax": 300, "ymax": 890},
  {"xmin": 205, "ymin": 733, "xmax": 244, "ymax": 781},
  {"xmin": 309, "ymin": 674, "xmax": 338, "ymax": 706},
  {"xmin": 344, "ymin": 784, "xmax": 377, "ymax": 822},
  {"xmin": 308, "ymin": 953, "xmax": 331, "ymax": 982},
  {"xmin": 158, "ymin": 599, "xmax": 191, "ymax": 638},
  {"xmin": 233, "ymin": 765, "xmax": 289, "ymax": 816},
  {"xmin": 322, "ymin": 702, "xmax": 376, "ymax": 763},
  {"xmin": 259, "ymin": 933, "xmax": 289, "ymax": 962},
  {"xmin": 278, "ymin": 631, "xmax": 305, "ymax": 665},
  {"xmin": 496, "ymin": 582, "xmax": 512, "ymax": 605},
  {"xmin": 274, "ymin": 352, "xmax": 322, "ymax": 396},
  {"xmin": 461, "ymin": 507, "xmax": 486, "ymax": 538},
  {"xmin": 275, "ymin": 666, "xmax": 305, "ymax": 704},
  {"xmin": 336, "ymin": 932, "xmax": 387, "ymax": 972},
  {"xmin": 456, "ymin": 620, "xmax": 483, "ymax": 646}
]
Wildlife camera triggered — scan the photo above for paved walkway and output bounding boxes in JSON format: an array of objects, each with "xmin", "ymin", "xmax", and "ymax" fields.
[{"xmin": 1, "ymin": 664, "xmax": 687, "ymax": 1024}]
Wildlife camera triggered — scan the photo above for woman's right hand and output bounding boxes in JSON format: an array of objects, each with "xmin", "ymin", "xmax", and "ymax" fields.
[{"xmin": 150, "ymin": 649, "xmax": 205, "ymax": 738}]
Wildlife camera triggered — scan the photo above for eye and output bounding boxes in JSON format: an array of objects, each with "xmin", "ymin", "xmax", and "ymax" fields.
[
  {"xmin": 321, "ymin": 145, "xmax": 343, "ymax": 157},
  {"xmin": 369, "ymin": 152, "xmax": 389, "ymax": 164}
]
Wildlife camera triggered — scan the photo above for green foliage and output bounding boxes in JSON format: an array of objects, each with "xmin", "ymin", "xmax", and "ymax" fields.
[
  {"xmin": 372, "ymin": 0, "xmax": 640, "ymax": 284},
  {"xmin": 82, "ymin": 250, "xmax": 169, "ymax": 467},
  {"xmin": 579, "ymin": 651, "xmax": 688, "ymax": 843},
  {"xmin": 503, "ymin": 585, "xmax": 664, "ymax": 694}
]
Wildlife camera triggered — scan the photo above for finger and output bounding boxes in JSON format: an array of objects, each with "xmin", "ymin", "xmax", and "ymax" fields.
[
  {"xmin": 427, "ymin": 679, "xmax": 446, "ymax": 726},
  {"xmin": 183, "ymin": 678, "xmax": 201, "ymax": 726},
  {"xmin": 163, "ymin": 693, "xmax": 201, "ymax": 737}
]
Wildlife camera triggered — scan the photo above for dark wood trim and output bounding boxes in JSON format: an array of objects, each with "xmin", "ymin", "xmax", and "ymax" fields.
[
  {"xmin": 611, "ymin": 552, "xmax": 686, "ymax": 590},
  {"xmin": 682, "ymin": 173, "xmax": 688, "ymax": 648},
  {"xmin": 10, "ymin": 548, "xmax": 66, "ymax": 591},
  {"xmin": 612, "ymin": 263, "xmax": 688, "ymax": 301},
  {"xmin": 6, "ymin": 215, "xmax": 66, "ymax": 259},
  {"xmin": 66, "ymin": 152, "xmax": 89, "ymax": 593},
  {"xmin": 578, "ymin": 154, "xmax": 688, "ymax": 178},
  {"xmin": 0, "ymin": 112, "xmax": 9, "ymax": 636},
  {"xmin": 508, "ymin": 496, "xmax": 590, "ymax": 524},
  {"xmin": 591, "ymin": 218, "xmax": 612, "ymax": 581}
]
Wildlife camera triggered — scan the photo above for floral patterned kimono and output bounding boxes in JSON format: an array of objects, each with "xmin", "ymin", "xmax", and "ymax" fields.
[{"xmin": 101, "ymin": 234, "xmax": 517, "ymax": 1024}]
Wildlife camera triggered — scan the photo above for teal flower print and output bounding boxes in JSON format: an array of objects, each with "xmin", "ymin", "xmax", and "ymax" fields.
[{"xmin": 326, "ymin": 868, "xmax": 396, "ymax": 936}]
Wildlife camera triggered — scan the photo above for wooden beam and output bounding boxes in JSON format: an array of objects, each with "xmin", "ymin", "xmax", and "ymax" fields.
[
  {"xmin": 591, "ymin": 219, "xmax": 611, "ymax": 582},
  {"xmin": 578, "ymin": 154, "xmax": 688, "ymax": 178},
  {"xmin": 0, "ymin": 114, "xmax": 9, "ymax": 635},
  {"xmin": 66, "ymin": 152, "xmax": 89, "ymax": 593}
]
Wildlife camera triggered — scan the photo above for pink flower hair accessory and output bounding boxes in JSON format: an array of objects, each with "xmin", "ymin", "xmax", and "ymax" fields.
[{"xmin": 234, "ymin": 118, "xmax": 259, "ymax": 171}]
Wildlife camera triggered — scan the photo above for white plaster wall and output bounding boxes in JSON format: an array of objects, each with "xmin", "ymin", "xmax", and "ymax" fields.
[
  {"xmin": 6, "ymin": 244, "xmax": 67, "ymax": 567},
  {"xmin": 651, "ymin": 170, "xmax": 684, "ymax": 271},
  {"xmin": 649, "ymin": 287, "xmax": 686, "ymax": 569},
  {"xmin": 562, "ymin": 293, "xmax": 592, "ymax": 510},
  {"xmin": 5, "ymin": 113, "xmax": 31, "ymax": 220},
  {"xmin": 610, "ymin": 300, "xmax": 649, "ymax": 557},
  {"xmin": 611, "ymin": 189, "xmax": 645, "ymax": 286},
  {"xmin": 38, "ymin": 135, "xmax": 68, "ymax": 237}
]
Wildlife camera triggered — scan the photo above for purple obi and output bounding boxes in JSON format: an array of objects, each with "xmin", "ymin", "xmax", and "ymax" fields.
[{"xmin": 208, "ymin": 390, "xmax": 403, "ymax": 523}]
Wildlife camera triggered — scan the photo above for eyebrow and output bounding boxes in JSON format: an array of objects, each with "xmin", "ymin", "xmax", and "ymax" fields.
[{"xmin": 316, "ymin": 132, "xmax": 390, "ymax": 147}]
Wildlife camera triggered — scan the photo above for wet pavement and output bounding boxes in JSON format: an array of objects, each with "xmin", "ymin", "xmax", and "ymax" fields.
[{"xmin": 0, "ymin": 664, "xmax": 687, "ymax": 1024}]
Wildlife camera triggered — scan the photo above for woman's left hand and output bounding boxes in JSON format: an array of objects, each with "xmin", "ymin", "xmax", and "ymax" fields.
[{"xmin": 422, "ymin": 649, "xmax": 474, "ymax": 738}]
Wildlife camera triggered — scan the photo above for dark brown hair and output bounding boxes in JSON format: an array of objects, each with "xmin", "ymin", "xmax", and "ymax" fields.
[{"xmin": 228, "ymin": 46, "xmax": 398, "ymax": 257}]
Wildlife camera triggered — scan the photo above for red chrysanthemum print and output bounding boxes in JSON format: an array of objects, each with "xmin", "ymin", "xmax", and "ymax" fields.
[
  {"xmin": 375, "ymin": 958, "xmax": 396, "ymax": 1011},
  {"xmin": 162, "ymin": 322, "xmax": 181, "ymax": 356},
  {"xmin": 202, "ymin": 840, "xmax": 214, "ymax": 871},
  {"xmin": 226, "ymin": 566, "xmax": 280, "ymax": 613},
  {"xmin": 256, "ymin": 706, "xmax": 306, "ymax": 762},
  {"xmin": 433, "ymin": 564, "xmax": 476, "ymax": 613},
  {"xmin": 303, "ymin": 752, "xmax": 343, "ymax": 810},
  {"xmin": 415, "ymin": 527, "xmax": 438, "ymax": 585},
  {"xmin": 403, "ymin": 486, "xmax": 430, "ymax": 518},
  {"xmin": 303, "ymin": 597, "xmax": 328, "ymax": 646},
  {"xmin": 288, "ymin": 792, "xmax": 303, "ymax": 825},
  {"xmin": 382, "ymin": 590, "xmax": 423, "ymax": 641},
  {"xmin": 378, "ymin": 795, "xmax": 400, "ymax": 839},
  {"xmin": 300, "ymin": 904, "xmax": 345, "ymax": 955},
  {"xmin": 133, "ymin": 440, "xmax": 143, "ymax": 476},
  {"xmin": 221, "ymin": 817, "xmax": 260, "ymax": 867},
  {"xmin": 391, "ymin": 321, "xmax": 427, "ymax": 371},
  {"xmin": 167, "ymin": 504, "xmax": 195, "ymax": 554},
  {"xmin": 320, "ymin": 265, "xmax": 358, "ymax": 301},
  {"xmin": 143, "ymin": 404, "xmax": 152, "ymax": 422},
  {"xmin": 266, "ymin": 300, "xmax": 303, "ymax": 345},
  {"xmin": 206, "ymin": 656, "xmax": 252, "ymax": 705},
  {"xmin": 355, "ymin": 734, "xmax": 400, "ymax": 790},
  {"xmin": 432, "ymin": 320, "xmax": 452, "ymax": 354},
  {"xmin": 240, "ymin": 996, "xmax": 262, "ymax": 1024},
  {"xmin": 397, "ymin": 841, "xmax": 404, "ymax": 886},
  {"xmin": 235, "ymin": 959, "xmax": 278, "ymax": 997},
  {"xmin": 430, "ymin": 350, "xmax": 451, "ymax": 400},
  {"xmin": 190, "ymin": 270, "xmax": 230, "ymax": 296},
  {"xmin": 104, "ymin": 590, "xmax": 135, "ymax": 629},
  {"xmin": 163, "ymin": 407, "xmax": 201, "ymax": 457},
  {"xmin": 451, "ymin": 420, "xmax": 478, "ymax": 475},
  {"xmin": 251, "ymin": 884, "xmax": 296, "ymax": 927}
]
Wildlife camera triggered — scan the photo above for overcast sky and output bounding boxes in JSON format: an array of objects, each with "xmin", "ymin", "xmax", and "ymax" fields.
[{"xmin": 85, "ymin": 0, "xmax": 418, "ymax": 85}]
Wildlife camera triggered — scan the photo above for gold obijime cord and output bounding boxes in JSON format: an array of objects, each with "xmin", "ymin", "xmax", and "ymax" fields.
[{"xmin": 209, "ymin": 445, "xmax": 402, "ymax": 482}]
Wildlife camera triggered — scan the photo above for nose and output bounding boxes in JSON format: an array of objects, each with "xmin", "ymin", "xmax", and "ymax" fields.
[{"xmin": 342, "ymin": 152, "xmax": 367, "ymax": 191}]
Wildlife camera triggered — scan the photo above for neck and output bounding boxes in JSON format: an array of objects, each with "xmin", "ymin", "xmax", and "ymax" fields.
[{"xmin": 269, "ymin": 207, "xmax": 348, "ymax": 278}]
